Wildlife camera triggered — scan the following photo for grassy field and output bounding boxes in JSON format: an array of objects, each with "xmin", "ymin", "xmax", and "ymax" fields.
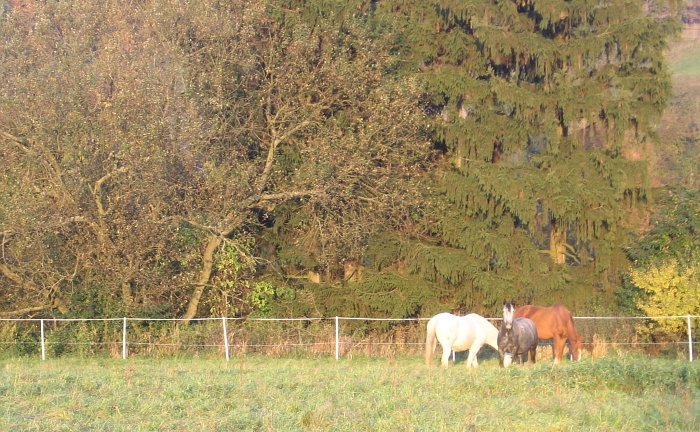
[
  {"xmin": 1, "ymin": 355, "xmax": 698, "ymax": 431},
  {"xmin": 669, "ymin": 24, "xmax": 700, "ymax": 78}
]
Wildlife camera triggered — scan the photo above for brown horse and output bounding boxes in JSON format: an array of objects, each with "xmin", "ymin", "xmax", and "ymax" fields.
[{"xmin": 514, "ymin": 304, "xmax": 582, "ymax": 363}]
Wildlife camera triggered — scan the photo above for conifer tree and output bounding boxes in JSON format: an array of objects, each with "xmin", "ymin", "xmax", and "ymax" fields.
[
  {"xmin": 355, "ymin": 0, "xmax": 683, "ymax": 314},
  {"xmin": 281, "ymin": 0, "xmax": 682, "ymax": 318}
]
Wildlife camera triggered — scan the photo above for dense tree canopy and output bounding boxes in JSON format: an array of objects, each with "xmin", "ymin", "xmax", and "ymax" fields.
[
  {"xmin": 283, "ymin": 0, "xmax": 683, "ymax": 318},
  {"xmin": 0, "ymin": 0, "xmax": 684, "ymax": 320},
  {"xmin": 0, "ymin": 0, "xmax": 433, "ymax": 318},
  {"xmin": 620, "ymin": 188, "xmax": 700, "ymax": 325}
]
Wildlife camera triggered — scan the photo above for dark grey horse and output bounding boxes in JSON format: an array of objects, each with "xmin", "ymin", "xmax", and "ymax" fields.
[{"xmin": 498, "ymin": 301, "xmax": 538, "ymax": 367}]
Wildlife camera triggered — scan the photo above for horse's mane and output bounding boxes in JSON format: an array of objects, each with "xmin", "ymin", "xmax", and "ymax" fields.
[{"xmin": 553, "ymin": 304, "xmax": 582, "ymax": 350}]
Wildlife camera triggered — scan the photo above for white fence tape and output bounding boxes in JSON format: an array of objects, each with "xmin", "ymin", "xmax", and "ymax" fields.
[{"xmin": 0, "ymin": 315, "xmax": 697, "ymax": 362}]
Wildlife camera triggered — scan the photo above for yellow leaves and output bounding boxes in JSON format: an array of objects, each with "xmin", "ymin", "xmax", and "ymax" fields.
[{"xmin": 631, "ymin": 259, "xmax": 699, "ymax": 335}]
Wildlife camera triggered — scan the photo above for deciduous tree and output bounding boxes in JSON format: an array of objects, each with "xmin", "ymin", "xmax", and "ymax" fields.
[{"xmin": 0, "ymin": 0, "xmax": 433, "ymax": 319}]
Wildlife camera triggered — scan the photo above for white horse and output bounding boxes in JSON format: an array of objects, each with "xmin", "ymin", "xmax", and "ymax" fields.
[{"xmin": 425, "ymin": 312, "xmax": 499, "ymax": 368}]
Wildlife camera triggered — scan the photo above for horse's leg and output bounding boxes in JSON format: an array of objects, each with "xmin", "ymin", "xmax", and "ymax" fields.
[
  {"xmin": 553, "ymin": 336, "xmax": 564, "ymax": 364},
  {"xmin": 550, "ymin": 343, "xmax": 556, "ymax": 362},
  {"xmin": 466, "ymin": 343, "xmax": 481, "ymax": 368},
  {"xmin": 465, "ymin": 348, "xmax": 475, "ymax": 368},
  {"xmin": 529, "ymin": 346, "xmax": 537, "ymax": 364},
  {"xmin": 467, "ymin": 337, "xmax": 485, "ymax": 368},
  {"xmin": 440, "ymin": 343, "xmax": 452, "ymax": 368}
]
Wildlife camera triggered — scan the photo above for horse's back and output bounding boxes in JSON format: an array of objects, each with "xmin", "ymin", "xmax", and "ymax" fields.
[
  {"xmin": 464, "ymin": 312, "xmax": 489, "ymax": 325},
  {"xmin": 465, "ymin": 313, "xmax": 498, "ymax": 343},
  {"xmin": 514, "ymin": 304, "xmax": 571, "ymax": 339},
  {"xmin": 513, "ymin": 317, "xmax": 538, "ymax": 342},
  {"xmin": 433, "ymin": 313, "xmax": 476, "ymax": 350},
  {"xmin": 429, "ymin": 313, "xmax": 459, "ymax": 339},
  {"xmin": 550, "ymin": 304, "xmax": 574, "ymax": 319},
  {"xmin": 516, "ymin": 304, "xmax": 572, "ymax": 319},
  {"xmin": 429, "ymin": 313, "xmax": 459, "ymax": 332},
  {"xmin": 498, "ymin": 316, "xmax": 538, "ymax": 357}
]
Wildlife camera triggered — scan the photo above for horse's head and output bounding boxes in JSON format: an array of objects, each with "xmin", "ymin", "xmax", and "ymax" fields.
[
  {"xmin": 570, "ymin": 339, "xmax": 583, "ymax": 361},
  {"xmin": 502, "ymin": 301, "xmax": 516, "ymax": 330}
]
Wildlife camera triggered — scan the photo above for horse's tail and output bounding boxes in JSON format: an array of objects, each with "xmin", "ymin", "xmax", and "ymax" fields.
[
  {"xmin": 425, "ymin": 317, "xmax": 438, "ymax": 367},
  {"xmin": 562, "ymin": 307, "xmax": 582, "ymax": 360}
]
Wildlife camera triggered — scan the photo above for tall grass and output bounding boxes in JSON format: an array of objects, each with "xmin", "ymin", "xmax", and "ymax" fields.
[{"xmin": 1, "ymin": 356, "xmax": 697, "ymax": 431}]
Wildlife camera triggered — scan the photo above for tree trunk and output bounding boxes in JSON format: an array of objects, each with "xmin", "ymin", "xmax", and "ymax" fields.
[
  {"xmin": 549, "ymin": 224, "xmax": 567, "ymax": 265},
  {"xmin": 0, "ymin": 305, "xmax": 51, "ymax": 317},
  {"xmin": 122, "ymin": 281, "xmax": 133, "ymax": 306},
  {"xmin": 181, "ymin": 235, "xmax": 222, "ymax": 322}
]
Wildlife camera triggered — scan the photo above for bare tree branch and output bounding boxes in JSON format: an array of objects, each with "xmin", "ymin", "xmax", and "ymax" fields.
[
  {"xmin": 254, "ymin": 119, "xmax": 311, "ymax": 195},
  {"xmin": 161, "ymin": 216, "xmax": 222, "ymax": 236},
  {"xmin": 258, "ymin": 189, "xmax": 321, "ymax": 203},
  {"xmin": 0, "ymin": 129, "xmax": 30, "ymax": 149},
  {"xmin": 0, "ymin": 263, "xmax": 38, "ymax": 291},
  {"xmin": 93, "ymin": 166, "xmax": 129, "ymax": 217},
  {"xmin": 1, "ymin": 129, "xmax": 71, "ymax": 203},
  {"xmin": 0, "ymin": 305, "xmax": 52, "ymax": 318}
]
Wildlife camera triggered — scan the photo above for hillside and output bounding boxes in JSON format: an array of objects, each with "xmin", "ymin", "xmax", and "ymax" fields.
[{"xmin": 655, "ymin": 1, "xmax": 700, "ymax": 188}]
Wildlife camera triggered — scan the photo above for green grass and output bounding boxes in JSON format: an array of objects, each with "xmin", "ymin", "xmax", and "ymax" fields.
[
  {"xmin": 672, "ymin": 53, "xmax": 700, "ymax": 77},
  {"xmin": 1, "ymin": 356, "xmax": 698, "ymax": 431},
  {"xmin": 670, "ymin": 34, "xmax": 700, "ymax": 78}
]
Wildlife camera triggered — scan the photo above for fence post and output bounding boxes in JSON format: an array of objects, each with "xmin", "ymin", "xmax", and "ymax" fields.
[
  {"xmin": 222, "ymin": 317, "xmax": 230, "ymax": 361},
  {"xmin": 122, "ymin": 317, "xmax": 127, "ymax": 360},
  {"xmin": 335, "ymin": 316, "xmax": 340, "ymax": 361},
  {"xmin": 688, "ymin": 314, "xmax": 694, "ymax": 362},
  {"xmin": 40, "ymin": 319, "xmax": 45, "ymax": 361}
]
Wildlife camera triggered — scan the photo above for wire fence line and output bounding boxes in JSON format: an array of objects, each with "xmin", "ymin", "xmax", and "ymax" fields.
[{"xmin": 0, "ymin": 315, "xmax": 697, "ymax": 362}]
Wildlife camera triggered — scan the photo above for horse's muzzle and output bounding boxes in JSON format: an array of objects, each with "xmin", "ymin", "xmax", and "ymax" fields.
[{"xmin": 503, "ymin": 353, "xmax": 513, "ymax": 367}]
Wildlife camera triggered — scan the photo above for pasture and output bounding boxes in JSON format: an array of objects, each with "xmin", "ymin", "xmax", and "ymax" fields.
[{"xmin": 1, "ymin": 355, "xmax": 698, "ymax": 431}]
